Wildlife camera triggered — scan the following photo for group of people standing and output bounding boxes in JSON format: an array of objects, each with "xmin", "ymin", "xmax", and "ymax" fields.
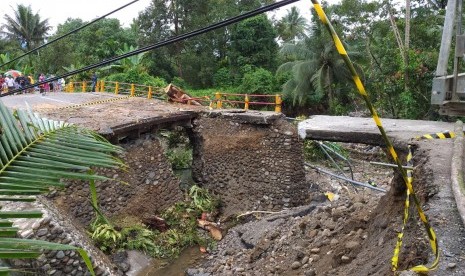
[
  {"xmin": 37, "ymin": 73, "xmax": 65, "ymax": 93},
  {"xmin": 0, "ymin": 73, "xmax": 65, "ymax": 94}
]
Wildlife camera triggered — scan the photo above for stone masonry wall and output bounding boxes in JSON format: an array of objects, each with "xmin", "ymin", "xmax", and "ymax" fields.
[
  {"xmin": 7, "ymin": 133, "xmax": 184, "ymax": 275},
  {"xmin": 51, "ymin": 133, "xmax": 183, "ymax": 226},
  {"xmin": 191, "ymin": 112, "xmax": 308, "ymax": 218},
  {"xmin": 4, "ymin": 199, "xmax": 116, "ymax": 276}
]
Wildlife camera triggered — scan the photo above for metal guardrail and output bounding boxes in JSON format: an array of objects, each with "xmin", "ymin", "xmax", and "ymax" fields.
[
  {"xmin": 213, "ymin": 92, "xmax": 282, "ymax": 113},
  {"xmin": 65, "ymin": 81, "xmax": 283, "ymax": 112}
]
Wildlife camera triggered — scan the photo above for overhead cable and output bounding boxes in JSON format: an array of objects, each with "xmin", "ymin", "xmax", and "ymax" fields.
[
  {"xmin": 0, "ymin": 0, "xmax": 140, "ymax": 69},
  {"xmin": 2, "ymin": 0, "xmax": 300, "ymax": 97}
]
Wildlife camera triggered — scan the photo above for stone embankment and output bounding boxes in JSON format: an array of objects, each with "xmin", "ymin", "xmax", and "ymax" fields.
[
  {"xmin": 191, "ymin": 111, "xmax": 308, "ymax": 218},
  {"xmin": 7, "ymin": 133, "xmax": 184, "ymax": 275},
  {"xmin": 6, "ymin": 108, "xmax": 311, "ymax": 275},
  {"xmin": 50, "ymin": 133, "xmax": 183, "ymax": 226},
  {"xmin": 4, "ymin": 200, "xmax": 116, "ymax": 275}
]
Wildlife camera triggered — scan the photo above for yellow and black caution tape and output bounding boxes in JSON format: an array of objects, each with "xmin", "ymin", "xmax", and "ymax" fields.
[
  {"xmin": 54, "ymin": 95, "xmax": 131, "ymax": 110},
  {"xmin": 391, "ymin": 146, "xmax": 439, "ymax": 271},
  {"xmin": 391, "ymin": 146, "xmax": 413, "ymax": 271},
  {"xmin": 416, "ymin": 131, "xmax": 456, "ymax": 140},
  {"xmin": 310, "ymin": 1, "xmax": 439, "ymax": 272}
]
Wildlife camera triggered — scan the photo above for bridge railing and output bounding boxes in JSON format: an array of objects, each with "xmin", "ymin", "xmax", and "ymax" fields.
[
  {"xmin": 65, "ymin": 81, "xmax": 92, "ymax": 92},
  {"xmin": 64, "ymin": 80, "xmax": 282, "ymax": 112},
  {"xmin": 213, "ymin": 92, "xmax": 282, "ymax": 113},
  {"xmin": 65, "ymin": 80, "xmax": 165, "ymax": 99}
]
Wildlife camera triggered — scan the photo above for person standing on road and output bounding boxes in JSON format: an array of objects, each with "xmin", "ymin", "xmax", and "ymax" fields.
[
  {"xmin": 0, "ymin": 74, "xmax": 5, "ymax": 93},
  {"xmin": 91, "ymin": 72, "xmax": 98, "ymax": 92},
  {"xmin": 6, "ymin": 76, "xmax": 15, "ymax": 92},
  {"xmin": 39, "ymin": 73, "xmax": 46, "ymax": 95}
]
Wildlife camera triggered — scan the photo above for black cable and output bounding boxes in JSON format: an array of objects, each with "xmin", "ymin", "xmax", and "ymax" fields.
[
  {"xmin": 1, "ymin": 0, "xmax": 300, "ymax": 97},
  {"xmin": 0, "ymin": 0, "xmax": 140, "ymax": 69}
]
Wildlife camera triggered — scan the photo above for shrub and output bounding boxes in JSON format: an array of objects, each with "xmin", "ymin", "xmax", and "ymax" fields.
[
  {"xmin": 166, "ymin": 148, "xmax": 192, "ymax": 169},
  {"xmin": 239, "ymin": 67, "xmax": 275, "ymax": 94},
  {"xmin": 171, "ymin": 76, "xmax": 188, "ymax": 89},
  {"xmin": 105, "ymin": 69, "xmax": 166, "ymax": 87},
  {"xmin": 213, "ymin": 68, "xmax": 233, "ymax": 88}
]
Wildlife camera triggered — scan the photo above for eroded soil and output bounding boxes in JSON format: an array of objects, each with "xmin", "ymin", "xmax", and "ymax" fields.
[{"xmin": 183, "ymin": 143, "xmax": 463, "ymax": 276}]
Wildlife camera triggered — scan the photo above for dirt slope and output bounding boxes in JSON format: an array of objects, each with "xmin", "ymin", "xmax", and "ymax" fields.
[{"xmin": 187, "ymin": 143, "xmax": 465, "ymax": 276}]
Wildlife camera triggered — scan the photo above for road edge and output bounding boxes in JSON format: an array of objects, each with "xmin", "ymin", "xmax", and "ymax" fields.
[{"xmin": 451, "ymin": 120, "xmax": 465, "ymax": 226}]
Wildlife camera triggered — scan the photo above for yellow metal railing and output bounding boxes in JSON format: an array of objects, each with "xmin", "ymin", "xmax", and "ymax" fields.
[
  {"xmin": 64, "ymin": 80, "xmax": 283, "ymax": 113},
  {"xmin": 212, "ymin": 92, "xmax": 282, "ymax": 113}
]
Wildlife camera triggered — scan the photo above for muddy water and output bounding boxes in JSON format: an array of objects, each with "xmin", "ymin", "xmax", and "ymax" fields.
[{"xmin": 137, "ymin": 247, "xmax": 204, "ymax": 276}]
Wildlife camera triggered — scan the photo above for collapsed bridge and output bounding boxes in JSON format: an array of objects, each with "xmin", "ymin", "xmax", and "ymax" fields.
[{"xmin": 2, "ymin": 93, "xmax": 465, "ymax": 275}]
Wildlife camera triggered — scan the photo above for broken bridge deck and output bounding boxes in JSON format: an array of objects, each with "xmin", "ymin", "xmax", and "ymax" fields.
[{"xmin": 298, "ymin": 115, "xmax": 459, "ymax": 146}]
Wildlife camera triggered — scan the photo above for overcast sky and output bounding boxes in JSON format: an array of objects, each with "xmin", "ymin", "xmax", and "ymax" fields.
[{"xmin": 0, "ymin": 0, "xmax": 340, "ymax": 32}]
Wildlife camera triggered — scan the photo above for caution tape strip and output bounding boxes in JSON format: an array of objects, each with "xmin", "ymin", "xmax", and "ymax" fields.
[
  {"xmin": 391, "ymin": 146, "xmax": 439, "ymax": 271},
  {"xmin": 310, "ymin": 1, "xmax": 439, "ymax": 272},
  {"xmin": 53, "ymin": 96, "xmax": 131, "ymax": 110},
  {"xmin": 391, "ymin": 146, "xmax": 412, "ymax": 271},
  {"xmin": 416, "ymin": 131, "xmax": 456, "ymax": 140}
]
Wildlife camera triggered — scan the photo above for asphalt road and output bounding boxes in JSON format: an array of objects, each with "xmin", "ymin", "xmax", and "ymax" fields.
[{"xmin": 0, "ymin": 91, "xmax": 126, "ymax": 110}]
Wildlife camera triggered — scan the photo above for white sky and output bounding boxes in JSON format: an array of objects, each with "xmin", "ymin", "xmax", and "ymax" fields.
[{"xmin": 0, "ymin": 0, "xmax": 340, "ymax": 32}]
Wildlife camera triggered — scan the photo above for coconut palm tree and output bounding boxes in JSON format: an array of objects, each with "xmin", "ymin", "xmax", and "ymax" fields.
[
  {"xmin": 277, "ymin": 19, "xmax": 361, "ymax": 110},
  {"xmin": 276, "ymin": 6, "xmax": 309, "ymax": 43},
  {"xmin": 0, "ymin": 101, "xmax": 125, "ymax": 275},
  {"xmin": 1, "ymin": 4, "xmax": 51, "ymax": 51}
]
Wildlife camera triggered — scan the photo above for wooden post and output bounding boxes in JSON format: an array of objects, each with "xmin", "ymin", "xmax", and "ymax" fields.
[
  {"xmin": 148, "ymin": 86, "xmax": 152, "ymax": 99},
  {"xmin": 244, "ymin": 94, "xmax": 249, "ymax": 110},
  {"xmin": 115, "ymin": 82, "xmax": 119, "ymax": 94}
]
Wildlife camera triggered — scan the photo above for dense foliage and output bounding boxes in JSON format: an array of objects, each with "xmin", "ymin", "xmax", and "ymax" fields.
[
  {"xmin": 0, "ymin": 0, "xmax": 453, "ymax": 119},
  {"xmin": 90, "ymin": 185, "xmax": 219, "ymax": 258}
]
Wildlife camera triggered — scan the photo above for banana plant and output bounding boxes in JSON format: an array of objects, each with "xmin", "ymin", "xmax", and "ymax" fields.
[{"xmin": 0, "ymin": 101, "xmax": 125, "ymax": 275}]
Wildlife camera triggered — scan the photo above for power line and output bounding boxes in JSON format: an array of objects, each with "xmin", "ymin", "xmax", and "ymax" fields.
[
  {"xmin": 1, "ymin": 0, "xmax": 300, "ymax": 97},
  {"xmin": 0, "ymin": 0, "xmax": 140, "ymax": 69}
]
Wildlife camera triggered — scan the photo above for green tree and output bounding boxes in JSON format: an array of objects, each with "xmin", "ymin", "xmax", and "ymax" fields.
[
  {"xmin": 135, "ymin": 0, "xmax": 277, "ymax": 88},
  {"xmin": 277, "ymin": 16, "xmax": 359, "ymax": 111},
  {"xmin": 361, "ymin": 0, "xmax": 442, "ymax": 118},
  {"xmin": 230, "ymin": 15, "xmax": 278, "ymax": 73},
  {"xmin": 276, "ymin": 6, "xmax": 309, "ymax": 43},
  {"xmin": 239, "ymin": 67, "xmax": 275, "ymax": 94},
  {"xmin": 34, "ymin": 18, "xmax": 135, "ymax": 75},
  {"xmin": 1, "ymin": 4, "xmax": 51, "ymax": 51}
]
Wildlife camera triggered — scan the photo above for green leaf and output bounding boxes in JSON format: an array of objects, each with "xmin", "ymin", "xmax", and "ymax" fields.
[
  {"xmin": 0, "ymin": 189, "xmax": 43, "ymax": 195},
  {"xmin": 0, "ymin": 227, "xmax": 19, "ymax": 237},
  {"xmin": 0, "ymin": 101, "xmax": 123, "ymax": 276},
  {"xmin": 0, "ymin": 220, "xmax": 13, "ymax": 227},
  {"xmin": 0, "ymin": 197, "xmax": 36, "ymax": 202},
  {"xmin": 0, "ymin": 251, "xmax": 41, "ymax": 259},
  {"xmin": 0, "ymin": 211, "xmax": 42, "ymax": 219}
]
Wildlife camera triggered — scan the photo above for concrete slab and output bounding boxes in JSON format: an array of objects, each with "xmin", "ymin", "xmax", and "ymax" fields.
[
  {"xmin": 206, "ymin": 109, "xmax": 284, "ymax": 125},
  {"xmin": 298, "ymin": 115, "xmax": 458, "ymax": 146}
]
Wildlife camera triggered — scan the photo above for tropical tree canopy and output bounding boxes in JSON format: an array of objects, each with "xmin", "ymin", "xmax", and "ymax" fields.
[
  {"xmin": 278, "ymin": 15, "xmax": 359, "ymax": 111},
  {"xmin": 276, "ymin": 6, "xmax": 309, "ymax": 43},
  {"xmin": 0, "ymin": 4, "xmax": 51, "ymax": 51}
]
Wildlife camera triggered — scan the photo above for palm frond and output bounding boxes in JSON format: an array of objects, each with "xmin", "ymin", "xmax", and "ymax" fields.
[
  {"xmin": 0, "ymin": 100, "xmax": 125, "ymax": 275},
  {"xmin": 276, "ymin": 61, "xmax": 298, "ymax": 74}
]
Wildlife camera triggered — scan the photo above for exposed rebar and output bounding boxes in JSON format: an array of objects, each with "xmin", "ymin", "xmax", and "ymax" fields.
[{"xmin": 305, "ymin": 162, "xmax": 387, "ymax": 193}]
